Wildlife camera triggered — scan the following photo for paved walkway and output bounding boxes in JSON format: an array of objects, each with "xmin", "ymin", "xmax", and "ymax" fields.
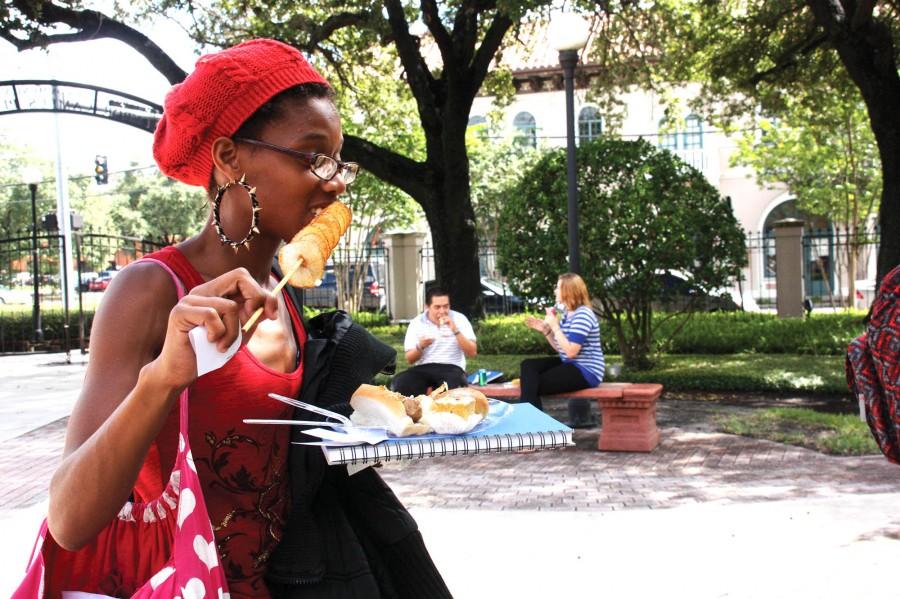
[{"xmin": 1, "ymin": 352, "xmax": 899, "ymax": 598}]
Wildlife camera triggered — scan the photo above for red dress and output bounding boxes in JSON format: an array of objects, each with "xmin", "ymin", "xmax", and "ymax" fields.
[{"xmin": 134, "ymin": 246, "xmax": 305, "ymax": 598}]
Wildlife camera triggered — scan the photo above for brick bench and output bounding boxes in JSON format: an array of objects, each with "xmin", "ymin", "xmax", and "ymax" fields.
[{"xmin": 472, "ymin": 382, "xmax": 662, "ymax": 452}]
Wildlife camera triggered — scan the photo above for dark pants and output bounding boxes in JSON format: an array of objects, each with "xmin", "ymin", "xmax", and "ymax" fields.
[
  {"xmin": 391, "ymin": 363, "xmax": 468, "ymax": 396},
  {"xmin": 519, "ymin": 357, "xmax": 590, "ymax": 411}
]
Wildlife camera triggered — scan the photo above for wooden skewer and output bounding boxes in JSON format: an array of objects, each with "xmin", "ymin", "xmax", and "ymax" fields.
[{"xmin": 242, "ymin": 258, "xmax": 304, "ymax": 332}]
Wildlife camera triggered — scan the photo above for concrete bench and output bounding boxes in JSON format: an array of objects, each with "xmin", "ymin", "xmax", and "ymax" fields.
[{"xmin": 473, "ymin": 382, "xmax": 662, "ymax": 452}]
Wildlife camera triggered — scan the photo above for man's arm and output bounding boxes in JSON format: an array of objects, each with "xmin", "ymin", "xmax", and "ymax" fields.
[{"xmin": 451, "ymin": 315, "xmax": 478, "ymax": 357}]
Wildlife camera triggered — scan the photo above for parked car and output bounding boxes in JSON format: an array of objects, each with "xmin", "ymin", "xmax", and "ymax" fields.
[
  {"xmin": 423, "ymin": 278, "xmax": 525, "ymax": 314},
  {"xmin": 480, "ymin": 278, "xmax": 525, "ymax": 314},
  {"xmin": 78, "ymin": 271, "xmax": 99, "ymax": 292},
  {"xmin": 651, "ymin": 270, "xmax": 746, "ymax": 312},
  {"xmin": 0, "ymin": 287, "xmax": 31, "ymax": 304},
  {"xmin": 301, "ymin": 264, "xmax": 385, "ymax": 311},
  {"xmin": 88, "ymin": 269, "xmax": 119, "ymax": 292}
]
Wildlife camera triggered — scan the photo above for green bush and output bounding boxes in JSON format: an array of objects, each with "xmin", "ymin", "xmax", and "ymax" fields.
[
  {"xmin": 496, "ymin": 137, "xmax": 746, "ymax": 369},
  {"xmin": 470, "ymin": 311, "xmax": 865, "ymax": 356},
  {"xmin": 654, "ymin": 311, "xmax": 866, "ymax": 355},
  {"xmin": 473, "ymin": 313, "xmax": 556, "ymax": 355},
  {"xmin": 0, "ymin": 308, "xmax": 91, "ymax": 351}
]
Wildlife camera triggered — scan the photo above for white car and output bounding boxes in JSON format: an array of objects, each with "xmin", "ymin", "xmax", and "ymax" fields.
[{"xmin": 0, "ymin": 287, "xmax": 32, "ymax": 304}]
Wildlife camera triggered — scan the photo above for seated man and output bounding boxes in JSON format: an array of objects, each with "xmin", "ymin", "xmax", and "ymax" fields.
[{"xmin": 392, "ymin": 286, "xmax": 477, "ymax": 396}]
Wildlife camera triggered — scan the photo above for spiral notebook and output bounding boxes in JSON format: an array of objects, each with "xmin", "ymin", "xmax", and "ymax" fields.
[{"xmin": 319, "ymin": 401, "xmax": 574, "ymax": 466}]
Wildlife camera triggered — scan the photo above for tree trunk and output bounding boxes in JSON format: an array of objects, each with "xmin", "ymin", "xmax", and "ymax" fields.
[
  {"xmin": 808, "ymin": 1, "xmax": 900, "ymax": 285},
  {"xmin": 424, "ymin": 124, "xmax": 483, "ymax": 318}
]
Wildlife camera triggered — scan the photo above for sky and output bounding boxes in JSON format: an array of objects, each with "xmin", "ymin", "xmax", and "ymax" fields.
[{"xmin": 1, "ymin": 14, "xmax": 202, "ymax": 179}]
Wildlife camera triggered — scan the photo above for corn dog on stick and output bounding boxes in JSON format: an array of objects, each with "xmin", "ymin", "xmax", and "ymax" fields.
[{"xmin": 242, "ymin": 201, "xmax": 352, "ymax": 333}]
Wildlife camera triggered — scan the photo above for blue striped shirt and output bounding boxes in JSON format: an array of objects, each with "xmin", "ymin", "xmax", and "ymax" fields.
[{"xmin": 559, "ymin": 305, "xmax": 605, "ymax": 386}]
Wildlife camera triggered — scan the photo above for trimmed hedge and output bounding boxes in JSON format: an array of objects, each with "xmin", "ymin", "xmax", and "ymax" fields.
[
  {"xmin": 0, "ymin": 309, "xmax": 92, "ymax": 352},
  {"xmin": 655, "ymin": 311, "xmax": 866, "ymax": 356},
  {"xmin": 473, "ymin": 311, "xmax": 866, "ymax": 356}
]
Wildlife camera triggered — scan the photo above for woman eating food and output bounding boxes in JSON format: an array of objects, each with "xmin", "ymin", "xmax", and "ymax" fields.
[
  {"xmin": 520, "ymin": 273, "xmax": 605, "ymax": 411},
  {"xmin": 41, "ymin": 39, "xmax": 450, "ymax": 598}
]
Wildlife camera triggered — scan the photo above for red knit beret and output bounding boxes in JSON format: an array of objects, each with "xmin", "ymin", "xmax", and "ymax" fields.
[{"xmin": 153, "ymin": 38, "xmax": 330, "ymax": 187}]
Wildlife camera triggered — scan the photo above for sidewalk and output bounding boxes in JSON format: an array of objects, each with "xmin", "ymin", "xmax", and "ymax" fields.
[{"xmin": 1, "ymin": 352, "xmax": 899, "ymax": 598}]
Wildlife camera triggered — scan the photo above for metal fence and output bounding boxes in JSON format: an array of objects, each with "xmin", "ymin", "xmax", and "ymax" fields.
[
  {"xmin": 420, "ymin": 243, "xmax": 525, "ymax": 314},
  {"xmin": 0, "ymin": 226, "xmax": 884, "ymax": 354},
  {"xmin": 0, "ymin": 229, "xmax": 167, "ymax": 353},
  {"xmin": 299, "ymin": 245, "xmax": 391, "ymax": 313},
  {"xmin": 743, "ymin": 228, "xmax": 880, "ymax": 310}
]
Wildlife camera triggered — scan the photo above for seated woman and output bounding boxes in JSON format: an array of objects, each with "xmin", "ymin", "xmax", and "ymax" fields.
[{"xmin": 520, "ymin": 273, "xmax": 605, "ymax": 410}]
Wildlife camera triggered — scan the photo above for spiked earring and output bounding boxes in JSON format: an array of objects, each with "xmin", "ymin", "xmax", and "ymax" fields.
[{"xmin": 212, "ymin": 174, "xmax": 261, "ymax": 251}]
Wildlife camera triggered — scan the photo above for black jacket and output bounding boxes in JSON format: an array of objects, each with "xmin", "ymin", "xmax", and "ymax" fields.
[{"xmin": 265, "ymin": 276, "xmax": 452, "ymax": 599}]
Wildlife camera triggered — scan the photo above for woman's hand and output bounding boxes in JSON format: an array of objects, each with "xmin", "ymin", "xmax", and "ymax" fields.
[
  {"xmin": 525, "ymin": 316, "xmax": 549, "ymax": 334},
  {"xmin": 145, "ymin": 268, "xmax": 278, "ymax": 392},
  {"xmin": 543, "ymin": 307, "xmax": 560, "ymax": 332}
]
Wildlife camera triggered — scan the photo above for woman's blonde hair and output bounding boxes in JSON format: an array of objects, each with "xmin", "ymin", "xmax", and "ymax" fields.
[{"xmin": 558, "ymin": 273, "xmax": 591, "ymax": 310}]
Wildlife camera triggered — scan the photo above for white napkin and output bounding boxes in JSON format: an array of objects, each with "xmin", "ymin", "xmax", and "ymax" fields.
[{"xmin": 188, "ymin": 325, "xmax": 242, "ymax": 377}]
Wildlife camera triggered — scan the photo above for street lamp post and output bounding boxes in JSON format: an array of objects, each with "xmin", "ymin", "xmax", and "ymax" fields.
[
  {"xmin": 550, "ymin": 14, "xmax": 592, "ymax": 427},
  {"xmin": 23, "ymin": 167, "xmax": 44, "ymax": 343},
  {"xmin": 549, "ymin": 13, "xmax": 590, "ymax": 275}
]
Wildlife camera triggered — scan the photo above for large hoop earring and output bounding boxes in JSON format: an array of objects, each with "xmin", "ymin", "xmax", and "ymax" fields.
[{"xmin": 212, "ymin": 174, "xmax": 261, "ymax": 251}]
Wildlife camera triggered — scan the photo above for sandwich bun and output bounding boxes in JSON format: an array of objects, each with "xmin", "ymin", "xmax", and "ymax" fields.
[
  {"xmin": 350, "ymin": 384, "xmax": 430, "ymax": 436},
  {"xmin": 421, "ymin": 385, "xmax": 490, "ymax": 434}
]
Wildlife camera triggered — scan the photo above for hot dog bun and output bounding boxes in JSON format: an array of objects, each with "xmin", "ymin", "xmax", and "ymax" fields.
[
  {"xmin": 349, "ymin": 384, "xmax": 431, "ymax": 437},
  {"xmin": 420, "ymin": 385, "xmax": 489, "ymax": 434}
]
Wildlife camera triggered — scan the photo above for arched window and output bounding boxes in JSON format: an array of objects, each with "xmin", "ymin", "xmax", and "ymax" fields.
[
  {"xmin": 658, "ymin": 118, "xmax": 678, "ymax": 150},
  {"xmin": 513, "ymin": 111, "xmax": 537, "ymax": 148},
  {"xmin": 578, "ymin": 106, "xmax": 602, "ymax": 144},
  {"xmin": 682, "ymin": 114, "xmax": 703, "ymax": 149}
]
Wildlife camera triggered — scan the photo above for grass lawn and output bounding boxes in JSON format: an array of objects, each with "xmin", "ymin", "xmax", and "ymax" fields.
[
  {"xmin": 370, "ymin": 345, "xmax": 859, "ymax": 455},
  {"xmin": 370, "ymin": 337, "xmax": 849, "ymax": 395},
  {"xmin": 716, "ymin": 407, "xmax": 880, "ymax": 456}
]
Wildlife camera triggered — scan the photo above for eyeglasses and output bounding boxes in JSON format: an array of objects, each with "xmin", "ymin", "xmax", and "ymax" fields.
[{"xmin": 234, "ymin": 137, "xmax": 359, "ymax": 185}]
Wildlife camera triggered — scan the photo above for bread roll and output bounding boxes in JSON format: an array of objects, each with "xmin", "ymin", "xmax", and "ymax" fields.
[
  {"xmin": 421, "ymin": 386, "xmax": 489, "ymax": 434},
  {"xmin": 349, "ymin": 384, "xmax": 430, "ymax": 437}
]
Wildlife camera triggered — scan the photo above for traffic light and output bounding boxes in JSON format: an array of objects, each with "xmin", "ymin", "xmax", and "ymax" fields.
[{"xmin": 94, "ymin": 155, "xmax": 108, "ymax": 185}]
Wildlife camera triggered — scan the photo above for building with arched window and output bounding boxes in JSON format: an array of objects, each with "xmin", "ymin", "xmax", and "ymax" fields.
[
  {"xmin": 578, "ymin": 106, "xmax": 602, "ymax": 143},
  {"xmin": 512, "ymin": 111, "xmax": 537, "ymax": 148},
  {"xmin": 467, "ymin": 18, "xmax": 876, "ymax": 308}
]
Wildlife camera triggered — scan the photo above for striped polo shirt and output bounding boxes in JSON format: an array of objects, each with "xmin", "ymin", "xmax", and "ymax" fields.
[
  {"xmin": 559, "ymin": 305, "xmax": 605, "ymax": 386},
  {"xmin": 404, "ymin": 309, "xmax": 477, "ymax": 371}
]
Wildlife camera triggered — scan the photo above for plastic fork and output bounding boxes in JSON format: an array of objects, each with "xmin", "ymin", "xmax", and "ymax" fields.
[{"xmin": 267, "ymin": 392, "xmax": 352, "ymax": 425}]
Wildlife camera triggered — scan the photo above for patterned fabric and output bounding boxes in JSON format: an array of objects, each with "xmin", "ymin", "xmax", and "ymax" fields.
[
  {"xmin": 403, "ymin": 310, "xmax": 476, "ymax": 371},
  {"xmin": 134, "ymin": 247, "xmax": 304, "ymax": 598},
  {"xmin": 13, "ymin": 258, "xmax": 230, "ymax": 599},
  {"xmin": 558, "ymin": 305, "xmax": 605, "ymax": 386},
  {"xmin": 846, "ymin": 264, "xmax": 900, "ymax": 464}
]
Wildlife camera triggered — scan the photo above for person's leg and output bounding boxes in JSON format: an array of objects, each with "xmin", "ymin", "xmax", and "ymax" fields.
[
  {"xmin": 519, "ymin": 357, "xmax": 563, "ymax": 410},
  {"xmin": 535, "ymin": 362, "xmax": 593, "ymax": 425},
  {"xmin": 536, "ymin": 362, "xmax": 590, "ymax": 396},
  {"xmin": 391, "ymin": 366, "xmax": 432, "ymax": 396},
  {"xmin": 413, "ymin": 363, "xmax": 467, "ymax": 392},
  {"xmin": 437, "ymin": 364, "xmax": 468, "ymax": 390}
]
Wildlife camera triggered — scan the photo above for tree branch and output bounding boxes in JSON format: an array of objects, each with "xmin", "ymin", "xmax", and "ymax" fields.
[
  {"xmin": 6, "ymin": 1, "xmax": 187, "ymax": 84},
  {"xmin": 467, "ymin": 13, "xmax": 513, "ymax": 96},
  {"xmin": 748, "ymin": 30, "xmax": 828, "ymax": 85},
  {"xmin": 342, "ymin": 135, "xmax": 433, "ymax": 206},
  {"xmin": 383, "ymin": 0, "xmax": 441, "ymax": 133},
  {"xmin": 287, "ymin": 11, "xmax": 375, "ymax": 50},
  {"xmin": 421, "ymin": 0, "xmax": 454, "ymax": 63}
]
